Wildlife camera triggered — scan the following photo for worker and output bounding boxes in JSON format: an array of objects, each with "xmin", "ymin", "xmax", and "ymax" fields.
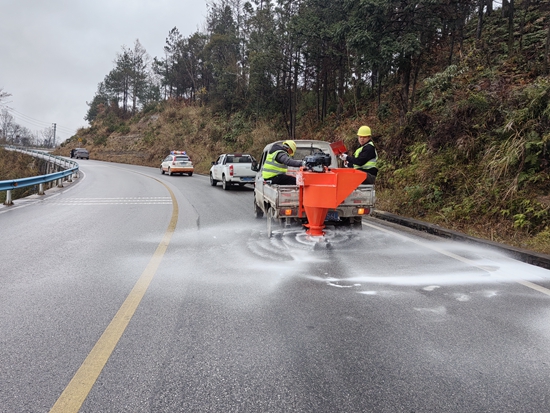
[
  {"xmin": 262, "ymin": 140, "xmax": 303, "ymax": 185},
  {"xmin": 339, "ymin": 125, "xmax": 378, "ymax": 184}
]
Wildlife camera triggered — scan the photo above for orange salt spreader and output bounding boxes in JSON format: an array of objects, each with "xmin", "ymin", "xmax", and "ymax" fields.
[{"xmin": 296, "ymin": 141, "xmax": 366, "ymax": 237}]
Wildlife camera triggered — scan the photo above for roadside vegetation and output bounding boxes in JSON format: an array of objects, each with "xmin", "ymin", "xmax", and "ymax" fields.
[
  {"xmin": 3, "ymin": 0, "xmax": 548, "ymax": 254},
  {"xmin": 0, "ymin": 148, "xmax": 41, "ymax": 203}
]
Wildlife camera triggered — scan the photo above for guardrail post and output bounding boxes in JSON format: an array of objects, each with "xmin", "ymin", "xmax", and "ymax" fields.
[
  {"xmin": 39, "ymin": 183, "xmax": 45, "ymax": 195},
  {"xmin": 4, "ymin": 190, "xmax": 13, "ymax": 205},
  {"xmin": 57, "ymin": 178, "xmax": 63, "ymax": 188}
]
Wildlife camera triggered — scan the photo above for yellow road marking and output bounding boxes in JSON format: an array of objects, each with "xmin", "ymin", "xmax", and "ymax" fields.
[{"xmin": 49, "ymin": 179, "xmax": 178, "ymax": 413}]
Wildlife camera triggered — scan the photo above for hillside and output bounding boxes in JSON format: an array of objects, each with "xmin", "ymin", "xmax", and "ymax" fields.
[{"xmin": 53, "ymin": 5, "xmax": 549, "ymax": 255}]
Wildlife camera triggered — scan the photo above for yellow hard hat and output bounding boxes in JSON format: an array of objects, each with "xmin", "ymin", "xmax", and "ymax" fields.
[
  {"xmin": 283, "ymin": 140, "xmax": 297, "ymax": 155},
  {"xmin": 357, "ymin": 126, "xmax": 372, "ymax": 137}
]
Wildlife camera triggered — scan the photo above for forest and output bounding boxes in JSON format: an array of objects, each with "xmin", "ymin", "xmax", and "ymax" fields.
[{"xmin": 86, "ymin": 0, "xmax": 518, "ymax": 135}]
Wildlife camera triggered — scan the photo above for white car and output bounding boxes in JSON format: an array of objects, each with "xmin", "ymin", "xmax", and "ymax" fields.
[
  {"xmin": 160, "ymin": 151, "xmax": 194, "ymax": 176},
  {"xmin": 209, "ymin": 153, "xmax": 256, "ymax": 190}
]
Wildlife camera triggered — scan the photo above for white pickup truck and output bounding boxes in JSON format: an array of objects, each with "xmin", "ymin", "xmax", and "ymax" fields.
[
  {"xmin": 251, "ymin": 140, "xmax": 376, "ymax": 236},
  {"xmin": 209, "ymin": 153, "xmax": 257, "ymax": 190}
]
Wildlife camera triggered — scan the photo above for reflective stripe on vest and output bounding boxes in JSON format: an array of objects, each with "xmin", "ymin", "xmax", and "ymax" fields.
[
  {"xmin": 353, "ymin": 141, "xmax": 377, "ymax": 170},
  {"xmin": 262, "ymin": 150, "xmax": 288, "ymax": 179}
]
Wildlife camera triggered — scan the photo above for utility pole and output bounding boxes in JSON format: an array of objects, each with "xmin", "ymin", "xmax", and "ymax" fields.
[{"xmin": 52, "ymin": 123, "xmax": 56, "ymax": 147}]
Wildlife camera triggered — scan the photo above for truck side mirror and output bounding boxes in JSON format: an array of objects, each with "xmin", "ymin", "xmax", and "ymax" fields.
[{"xmin": 251, "ymin": 160, "xmax": 259, "ymax": 172}]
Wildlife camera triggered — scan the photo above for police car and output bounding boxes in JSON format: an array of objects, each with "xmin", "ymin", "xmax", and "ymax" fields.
[{"xmin": 160, "ymin": 151, "xmax": 194, "ymax": 176}]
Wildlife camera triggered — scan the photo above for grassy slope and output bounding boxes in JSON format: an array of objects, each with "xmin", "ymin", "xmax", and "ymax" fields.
[{"xmin": 0, "ymin": 148, "xmax": 42, "ymax": 203}]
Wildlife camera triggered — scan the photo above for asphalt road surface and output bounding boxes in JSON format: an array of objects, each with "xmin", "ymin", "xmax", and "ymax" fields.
[{"xmin": 1, "ymin": 159, "xmax": 550, "ymax": 413}]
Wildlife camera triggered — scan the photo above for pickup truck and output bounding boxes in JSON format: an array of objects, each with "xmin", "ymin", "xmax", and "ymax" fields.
[
  {"xmin": 251, "ymin": 140, "xmax": 376, "ymax": 236},
  {"xmin": 210, "ymin": 153, "xmax": 256, "ymax": 190}
]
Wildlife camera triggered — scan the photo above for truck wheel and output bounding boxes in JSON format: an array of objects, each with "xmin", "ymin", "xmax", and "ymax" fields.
[
  {"xmin": 254, "ymin": 199, "xmax": 264, "ymax": 219},
  {"xmin": 210, "ymin": 173, "xmax": 217, "ymax": 186},
  {"xmin": 222, "ymin": 175, "xmax": 230, "ymax": 190}
]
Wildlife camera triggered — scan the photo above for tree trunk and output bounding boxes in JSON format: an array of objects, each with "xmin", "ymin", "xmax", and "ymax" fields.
[
  {"xmin": 544, "ymin": 24, "xmax": 550, "ymax": 74},
  {"xmin": 508, "ymin": 0, "xmax": 515, "ymax": 53},
  {"xmin": 476, "ymin": 0, "xmax": 484, "ymax": 40},
  {"xmin": 400, "ymin": 55, "xmax": 411, "ymax": 123}
]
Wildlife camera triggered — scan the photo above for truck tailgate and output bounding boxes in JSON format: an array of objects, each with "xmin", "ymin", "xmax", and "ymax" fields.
[
  {"xmin": 341, "ymin": 184, "xmax": 375, "ymax": 206},
  {"xmin": 233, "ymin": 164, "xmax": 255, "ymax": 177}
]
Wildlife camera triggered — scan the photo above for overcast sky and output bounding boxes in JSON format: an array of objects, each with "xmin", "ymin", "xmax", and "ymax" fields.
[{"xmin": 0, "ymin": 0, "xmax": 208, "ymax": 143}]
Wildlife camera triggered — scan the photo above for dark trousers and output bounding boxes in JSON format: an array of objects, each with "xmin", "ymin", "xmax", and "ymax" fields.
[
  {"xmin": 362, "ymin": 173, "xmax": 376, "ymax": 185},
  {"xmin": 269, "ymin": 174, "xmax": 296, "ymax": 185}
]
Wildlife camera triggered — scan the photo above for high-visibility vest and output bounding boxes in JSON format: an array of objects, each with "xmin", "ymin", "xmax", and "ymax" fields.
[
  {"xmin": 262, "ymin": 150, "xmax": 288, "ymax": 179},
  {"xmin": 353, "ymin": 141, "xmax": 377, "ymax": 171}
]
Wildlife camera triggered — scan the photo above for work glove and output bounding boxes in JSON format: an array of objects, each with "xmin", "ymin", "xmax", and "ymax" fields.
[{"xmin": 338, "ymin": 153, "xmax": 348, "ymax": 161}]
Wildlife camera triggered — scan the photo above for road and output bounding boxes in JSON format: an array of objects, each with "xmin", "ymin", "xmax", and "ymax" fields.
[{"xmin": 1, "ymin": 159, "xmax": 550, "ymax": 413}]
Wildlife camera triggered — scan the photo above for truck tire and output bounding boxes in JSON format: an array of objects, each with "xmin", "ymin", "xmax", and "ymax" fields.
[
  {"xmin": 350, "ymin": 216, "xmax": 363, "ymax": 229},
  {"xmin": 222, "ymin": 175, "xmax": 230, "ymax": 190},
  {"xmin": 254, "ymin": 199, "xmax": 264, "ymax": 219},
  {"xmin": 210, "ymin": 173, "xmax": 217, "ymax": 186}
]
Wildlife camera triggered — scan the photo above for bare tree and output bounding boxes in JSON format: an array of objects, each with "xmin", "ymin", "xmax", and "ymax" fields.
[
  {"xmin": 41, "ymin": 126, "xmax": 55, "ymax": 148},
  {"xmin": 0, "ymin": 108, "xmax": 15, "ymax": 143}
]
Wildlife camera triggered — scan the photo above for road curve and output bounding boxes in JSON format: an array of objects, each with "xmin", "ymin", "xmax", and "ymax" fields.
[{"xmin": 1, "ymin": 159, "xmax": 550, "ymax": 413}]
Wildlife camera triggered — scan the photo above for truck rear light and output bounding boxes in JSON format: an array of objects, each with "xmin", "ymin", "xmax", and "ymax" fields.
[
  {"xmin": 281, "ymin": 208, "xmax": 294, "ymax": 216},
  {"xmin": 357, "ymin": 207, "xmax": 370, "ymax": 215},
  {"xmin": 229, "ymin": 164, "xmax": 234, "ymax": 176}
]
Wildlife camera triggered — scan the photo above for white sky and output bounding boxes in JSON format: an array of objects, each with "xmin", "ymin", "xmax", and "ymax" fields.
[{"xmin": 0, "ymin": 0, "xmax": 207, "ymax": 142}]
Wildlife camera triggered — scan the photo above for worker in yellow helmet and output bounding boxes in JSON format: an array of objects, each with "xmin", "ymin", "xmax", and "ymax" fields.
[
  {"xmin": 262, "ymin": 140, "xmax": 304, "ymax": 184},
  {"xmin": 339, "ymin": 126, "xmax": 378, "ymax": 184}
]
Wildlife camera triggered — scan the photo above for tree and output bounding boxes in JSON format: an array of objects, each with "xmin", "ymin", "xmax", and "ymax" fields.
[
  {"xmin": 205, "ymin": 0, "xmax": 243, "ymax": 111},
  {"xmin": 41, "ymin": 126, "xmax": 56, "ymax": 148},
  {"xmin": 244, "ymin": 0, "xmax": 282, "ymax": 116},
  {"xmin": 102, "ymin": 40, "xmax": 157, "ymax": 115},
  {"xmin": 85, "ymin": 82, "xmax": 111, "ymax": 123},
  {"xmin": 0, "ymin": 109, "xmax": 15, "ymax": 143}
]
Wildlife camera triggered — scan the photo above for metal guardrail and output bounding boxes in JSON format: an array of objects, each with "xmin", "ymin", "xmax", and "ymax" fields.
[{"xmin": 0, "ymin": 146, "xmax": 80, "ymax": 205}]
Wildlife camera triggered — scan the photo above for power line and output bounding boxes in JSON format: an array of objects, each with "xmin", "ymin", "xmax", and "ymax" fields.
[{"xmin": 1, "ymin": 106, "xmax": 77, "ymax": 135}]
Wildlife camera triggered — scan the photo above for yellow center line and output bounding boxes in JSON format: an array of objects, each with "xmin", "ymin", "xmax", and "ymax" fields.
[{"xmin": 49, "ymin": 179, "xmax": 178, "ymax": 413}]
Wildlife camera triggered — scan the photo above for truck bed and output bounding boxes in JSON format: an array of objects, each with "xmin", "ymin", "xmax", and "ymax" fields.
[{"xmin": 258, "ymin": 182, "xmax": 375, "ymax": 220}]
